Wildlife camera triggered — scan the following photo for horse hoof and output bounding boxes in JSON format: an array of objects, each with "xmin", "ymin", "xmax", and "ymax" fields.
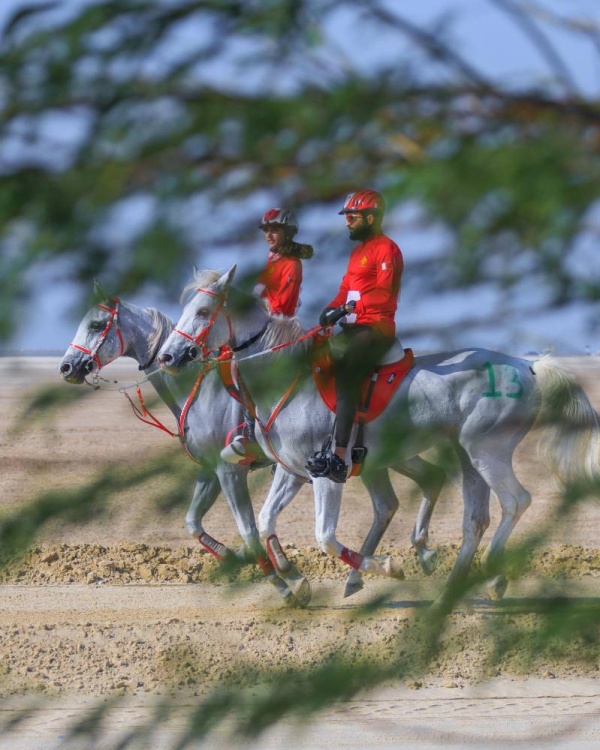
[
  {"xmin": 418, "ymin": 547, "xmax": 438, "ymax": 576},
  {"xmin": 383, "ymin": 556, "xmax": 405, "ymax": 580},
  {"xmin": 361, "ymin": 555, "xmax": 404, "ymax": 579},
  {"xmin": 343, "ymin": 576, "xmax": 364, "ymax": 598},
  {"xmin": 288, "ymin": 576, "xmax": 311, "ymax": 607},
  {"xmin": 429, "ymin": 596, "xmax": 453, "ymax": 618},
  {"xmin": 486, "ymin": 575, "xmax": 508, "ymax": 601}
]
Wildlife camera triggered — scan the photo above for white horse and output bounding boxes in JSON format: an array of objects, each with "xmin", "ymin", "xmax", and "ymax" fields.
[
  {"xmin": 158, "ymin": 267, "xmax": 600, "ymax": 607},
  {"xmin": 58, "ymin": 285, "xmax": 312, "ymax": 604}
]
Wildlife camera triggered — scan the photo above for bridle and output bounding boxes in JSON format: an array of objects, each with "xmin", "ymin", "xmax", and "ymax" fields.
[
  {"xmin": 171, "ymin": 286, "xmax": 268, "ymax": 362},
  {"xmin": 170, "ymin": 288, "xmax": 232, "ymax": 361},
  {"xmin": 70, "ymin": 297, "xmax": 125, "ymax": 371}
]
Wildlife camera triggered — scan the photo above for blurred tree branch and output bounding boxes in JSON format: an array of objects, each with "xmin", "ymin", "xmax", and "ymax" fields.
[{"xmin": 0, "ymin": 0, "xmax": 598, "ymax": 339}]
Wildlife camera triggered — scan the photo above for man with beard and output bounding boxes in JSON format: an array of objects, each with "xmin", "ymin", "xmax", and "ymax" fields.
[{"xmin": 308, "ymin": 190, "xmax": 403, "ymax": 483}]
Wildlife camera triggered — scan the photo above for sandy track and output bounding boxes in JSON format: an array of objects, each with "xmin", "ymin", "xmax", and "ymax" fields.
[
  {"xmin": 0, "ymin": 582, "xmax": 599, "ymax": 749},
  {"xmin": 1, "ymin": 678, "xmax": 599, "ymax": 750},
  {"xmin": 1, "ymin": 356, "xmax": 599, "ymax": 748}
]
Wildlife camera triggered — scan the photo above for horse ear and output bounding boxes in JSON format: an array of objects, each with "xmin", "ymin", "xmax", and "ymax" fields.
[
  {"xmin": 216, "ymin": 265, "xmax": 237, "ymax": 291},
  {"xmin": 93, "ymin": 279, "xmax": 110, "ymax": 303}
]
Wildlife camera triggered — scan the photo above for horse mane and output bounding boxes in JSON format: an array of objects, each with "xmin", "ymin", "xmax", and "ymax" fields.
[
  {"xmin": 262, "ymin": 314, "xmax": 312, "ymax": 357},
  {"xmin": 147, "ymin": 307, "xmax": 175, "ymax": 356}
]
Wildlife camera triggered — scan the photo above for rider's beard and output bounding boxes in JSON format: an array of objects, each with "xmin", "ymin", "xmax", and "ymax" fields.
[{"xmin": 349, "ymin": 222, "xmax": 372, "ymax": 241}]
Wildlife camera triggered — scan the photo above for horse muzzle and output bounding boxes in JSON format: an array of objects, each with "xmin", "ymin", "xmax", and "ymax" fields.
[
  {"xmin": 59, "ymin": 357, "xmax": 95, "ymax": 384},
  {"xmin": 158, "ymin": 345, "xmax": 200, "ymax": 373}
]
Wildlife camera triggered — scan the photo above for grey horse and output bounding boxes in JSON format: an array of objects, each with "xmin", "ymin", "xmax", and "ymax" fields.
[
  {"xmin": 157, "ymin": 267, "xmax": 600, "ymax": 607},
  {"xmin": 58, "ymin": 286, "xmax": 311, "ymax": 604}
]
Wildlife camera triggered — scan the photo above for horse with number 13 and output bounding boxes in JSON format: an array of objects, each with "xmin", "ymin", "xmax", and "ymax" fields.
[{"xmin": 157, "ymin": 265, "xmax": 600, "ymax": 609}]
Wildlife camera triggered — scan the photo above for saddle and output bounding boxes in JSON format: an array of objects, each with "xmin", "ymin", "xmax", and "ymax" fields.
[
  {"xmin": 311, "ymin": 333, "xmax": 414, "ymax": 423},
  {"xmin": 310, "ymin": 332, "xmax": 414, "ymax": 478}
]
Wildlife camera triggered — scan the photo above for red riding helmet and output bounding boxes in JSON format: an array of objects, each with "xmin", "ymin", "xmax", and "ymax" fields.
[
  {"xmin": 338, "ymin": 190, "xmax": 386, "ymax": 215},
  {"xmin": 259, "ymin": 208, "xmax": 299, "ymax": 236}
]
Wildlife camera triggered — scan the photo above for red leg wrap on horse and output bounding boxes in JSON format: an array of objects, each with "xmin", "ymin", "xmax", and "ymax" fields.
[
  {"xmin": 340, "ymin": 547, "xmax": 364, "ymax": 570},
  {"xmin": 266, "ymin": 534, "xmax": 291, "ymax": 573},
  {"xmin": 256, "ymin": 555, "xmax": 275, "ymax": 576},
  {"xmin": 198, "ymin": 533, "xmax": 228, "ymax": 560}
]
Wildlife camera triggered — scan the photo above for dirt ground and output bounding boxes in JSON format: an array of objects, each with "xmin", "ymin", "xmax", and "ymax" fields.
[{"xmin": 0, "ymin": 355, "xmax": 599, "ymax": 749}]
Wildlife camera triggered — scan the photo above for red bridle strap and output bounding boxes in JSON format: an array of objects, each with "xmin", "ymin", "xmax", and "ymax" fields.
[
  {"xmin": 122, "ymin": 385, "xmax": 180, "ymax": 438},
  {"xmin": 70, "ymin": 299, "xmax": 125, "ymax": 370},
  {"xmin": 172, "ymin": 287, "xmax": 233, "ymax": 357},
  {"xmin": 122, "ymin": 346, "xmax": 235, "ymax": 465}
]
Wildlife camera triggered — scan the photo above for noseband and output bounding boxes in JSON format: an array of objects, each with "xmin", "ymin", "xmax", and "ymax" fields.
[{"xmin": 70, "ymin": 298, "xmax": 125, "ymax": 371}]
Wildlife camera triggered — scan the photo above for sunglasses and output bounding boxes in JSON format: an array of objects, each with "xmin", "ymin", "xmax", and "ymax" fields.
[{"xmin": 345, "ymin": 213, "xmax": 365, "ymax": 223}]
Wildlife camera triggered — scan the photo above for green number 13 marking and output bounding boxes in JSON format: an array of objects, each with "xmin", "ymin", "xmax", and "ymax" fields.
[{"xmin": 483, "ymin": 363, "xmax": 523, "ymax": 399}]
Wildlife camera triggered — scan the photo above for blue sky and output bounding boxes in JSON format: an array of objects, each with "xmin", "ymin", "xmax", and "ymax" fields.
[{"xmin": 3, "ymin": 0, "xmax": 600, "ymax": 354}]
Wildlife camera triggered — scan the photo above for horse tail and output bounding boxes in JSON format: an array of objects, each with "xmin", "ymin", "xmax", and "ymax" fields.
[{"xmin": 532, "ymin": 357, "xmax": 600, "ymax": 493}]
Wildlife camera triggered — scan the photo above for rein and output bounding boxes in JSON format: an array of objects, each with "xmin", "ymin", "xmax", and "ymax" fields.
[
  {"xmin": 234, "ymin": 324, "xmax": 327, "ymax": 364},
  {"xmin": 121, "ymin": 347, "xmax": 234, "ymax": 463},
  {"xmin": 231, "ymin": 321, "xmax": 270, "ymax": 352},
  {"xmin": 122, "ymin": 381, "xmax": 180, "ymax": 438}
]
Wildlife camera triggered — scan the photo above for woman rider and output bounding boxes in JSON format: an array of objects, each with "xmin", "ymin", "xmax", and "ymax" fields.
[{"xmin": 220, "ymin": 208, "xmax": 313, "ymax": 464}]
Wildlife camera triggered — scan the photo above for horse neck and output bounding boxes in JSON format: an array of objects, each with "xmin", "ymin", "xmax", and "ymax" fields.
[
  {"xmin": 229, "ymin": 301, "xmax": 270, "ymax": 356},
  {"xmin": 119, "ymin": 300, "xmax": 207, "ymax": 417},
  {"xmin": 233, "ymin": 313, "xmax": 309, "ymax": 410},
  {"xmin": 118, "ymin": 301, "xmax": 172, "ymax": 370}
]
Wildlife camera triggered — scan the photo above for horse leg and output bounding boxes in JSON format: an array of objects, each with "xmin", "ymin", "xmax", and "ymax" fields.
[
  {"xmin": 257, "ymin": 464, "xmax": 311, "ymax": 606},
  {"xmin": 215, "ymin": 464, "xmax": 261, "ymax": 554},
  {"xmin": 469, "ymin": 447, "xmax": 532, "ymax": 601},
  {"xmin": 186, "ymin": 469, "xmax": 227, "ymax": 554},
  {"xmin": 434, "ymin": 448, "xmax": 490, "ymax": 611},
  {"xmin": 217, "ymin": 464, "xmax": 302, "ymax": 605},
  {"xmin": 343, "ymin": 469, "xmax": 400, "ymax": 598},
  {"xmin": 312, "ymin": 478, "xmax": 404, "ymax": 582},
  {"xmin": 391, "ymin": 456, "xmax": 446, "ymax": 576}
]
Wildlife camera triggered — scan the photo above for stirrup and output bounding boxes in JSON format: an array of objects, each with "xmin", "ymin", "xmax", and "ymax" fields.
[
  {"xmin": 327, "ymin": 453, "xmax": 348, "ymax": 483},
  {"xmin": 221, "ymin": 434, "xmax": 273, "ymax": 469},
  {"xmin": 351, "ymin": 445, "xmax": 368, "ymax": 465},
  {"xmin": 306, "ymin": 433, "xmax": 334, "ymax": 478}
]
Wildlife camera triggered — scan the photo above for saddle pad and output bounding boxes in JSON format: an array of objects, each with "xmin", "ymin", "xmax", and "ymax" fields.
[{"xmin": 312, "ymin": 344, "xmax": 415, "ymax": 423}]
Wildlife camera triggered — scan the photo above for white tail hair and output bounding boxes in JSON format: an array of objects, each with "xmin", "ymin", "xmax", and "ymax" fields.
[{"xmin": 533, "ymin": 357, "xmax": 600, "ymax": 492}]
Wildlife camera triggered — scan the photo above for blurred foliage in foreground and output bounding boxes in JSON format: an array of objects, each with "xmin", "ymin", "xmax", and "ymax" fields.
[{"xmin": 1, "ymin": 0, "xmax": 599, "ymax": 341}]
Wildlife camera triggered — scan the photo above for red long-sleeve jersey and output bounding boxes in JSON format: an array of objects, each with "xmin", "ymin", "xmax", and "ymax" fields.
[
  {"xmin": 258, "ymin": 254, "xmax": 303, "ymax": 317},
  {"xmin": 327, "ymin": 234, "xmax": 403, "ymax": 337}
]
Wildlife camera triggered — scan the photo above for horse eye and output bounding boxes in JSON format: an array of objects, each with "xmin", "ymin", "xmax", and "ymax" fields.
[
  {"xmin": 89, "ymin": 321, "xmax": 102, "ymax": 330},
  {"xmin": 196, "ymin": 307, "xmax": 210, "ymax": 317}
]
